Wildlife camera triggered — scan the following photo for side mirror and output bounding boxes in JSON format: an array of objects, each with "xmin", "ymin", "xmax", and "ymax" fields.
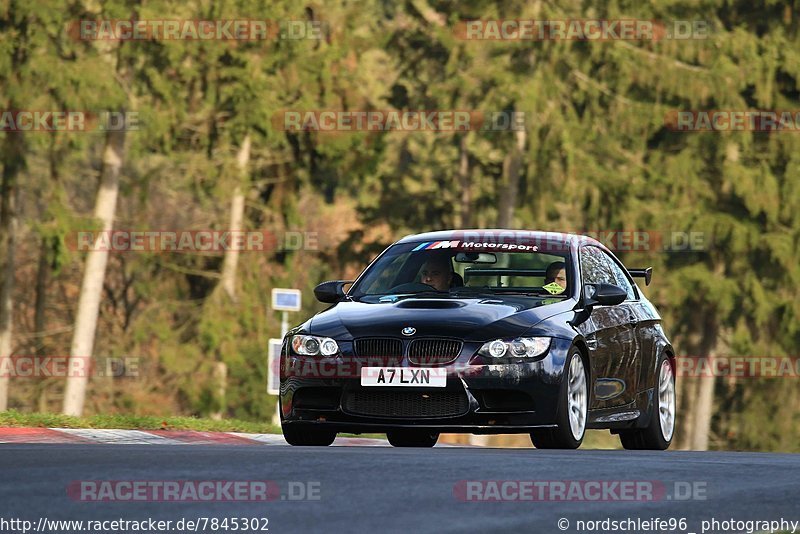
[
  {"xmin": 313, "ymin": 280, "xmax": 353, "ymax": 303},
  {"xmin": 583, "ymin": 283, "xmax": 627, "ymax": 307}
]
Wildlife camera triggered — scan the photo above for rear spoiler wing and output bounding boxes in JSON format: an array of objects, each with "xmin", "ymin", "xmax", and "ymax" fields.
[{"xmin": 627, "ymin": 267, "xmax": 652, "ymax": 286}]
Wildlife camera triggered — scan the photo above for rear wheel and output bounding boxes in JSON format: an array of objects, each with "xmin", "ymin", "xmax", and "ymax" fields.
[
  {"xmin": 531, "ymin": 349, "xmax": 588, "ymax": 449},
  {"xmin": 386, "ymin": 430, "xmax": 439, "ymax": 447},
  {"xmin": 619, "ymin": 355, "xmax": 675, "ymax": 450},
  {"xmin": 282, "ymin": 425, "xmax": 337, "ymax": 446}
]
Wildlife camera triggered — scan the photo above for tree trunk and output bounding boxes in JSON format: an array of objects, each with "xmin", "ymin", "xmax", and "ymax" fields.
[
  {"xmin": 690, "ymin": 354, "xmax": 716, "ymax": 450},
  {"xmin": 210, "ymin": 361, "xmax": 227, "ymax": 421},
  {"xmin": 457, "ymin": 135, "xmax": 471, "ymax": 228},
  {"xmin": 0, "ymin": 130, "xmax": 24, "ymax": 411},
  {"xmin": 676, "ymin": 374, "xmax": 699, "ymax": 449},
  {"xmin": 211, "ymin": 134, "xmax": 251, "ymax": 419},
  {"xmin": 62, "ymin": 126, "xmax": 126, "ymax": 416},
  {"xmin": 676, "ymin": 281, "xmax": 723, "ymax": 450},
  {"xmin": 497, "ymin": 127, "xmax": 526, "ymax": 228},
  {"xmin": 687, "ymin": 262, "xmax": 725, "ymax": 450},
  {"xmin": 0, "ymin": 208, "xmax": 16, "ymax": 412},
  {"xmin": 33, "ymin": 238, "xmax": 50, "ymax": 356},
  {"xmin": 219, "ymin": 134, "xmax": 250, "ymax": 301}
]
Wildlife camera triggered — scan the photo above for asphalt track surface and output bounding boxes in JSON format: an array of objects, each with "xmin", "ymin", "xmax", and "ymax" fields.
[{"xmin": 1, "ymin": 443, "xmax": 798, "ymax": 534}]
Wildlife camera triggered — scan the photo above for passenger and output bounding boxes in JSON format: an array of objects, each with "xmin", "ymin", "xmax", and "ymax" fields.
[{"xmin": 544, "ymin": 261, "xmax": 567, "ymax": 290}]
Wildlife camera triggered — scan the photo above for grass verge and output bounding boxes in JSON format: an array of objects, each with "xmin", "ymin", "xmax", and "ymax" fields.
[{"xmin": 0, "ymin": 409, "xmax": 281, "ymax": 434}]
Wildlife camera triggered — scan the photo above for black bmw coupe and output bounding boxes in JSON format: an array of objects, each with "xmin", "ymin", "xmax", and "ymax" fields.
[{"xmin": 279, "ymin": 230, "xmax": 676, "ymax": 450}]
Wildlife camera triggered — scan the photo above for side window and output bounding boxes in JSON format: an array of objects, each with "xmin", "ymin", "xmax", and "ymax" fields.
[
  {"xmin": 580, "ymin": 246, "xmax": 616, "ymax": 286},
  {"xmin": 598, "ymin": 249, "xmax": 638, "ymax": 301}
]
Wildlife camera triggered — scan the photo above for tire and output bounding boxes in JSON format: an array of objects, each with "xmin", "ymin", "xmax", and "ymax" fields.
[
  {"xmin": 282, "ymin": 424, "xmax": 336, "ymax": 446},
  {"xmin": 386, "ymin": 430, "xmax": 439, "ymax": 447},
  {"xmin": 619, "ymin": 354, "xmax": 675, "ymax": 450},
  {"xmin": 530, "ymin": 348, "xmax": 588, "ymax": 449}
]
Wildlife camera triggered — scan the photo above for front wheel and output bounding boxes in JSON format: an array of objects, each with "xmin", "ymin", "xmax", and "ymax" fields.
[
  {"xmin": 619, "ymin": 355, "xmax": 676, "ymax": 450},
  {"xmin": 282, "ymin": 425, "xmax": 337, "ymax": 446},
  {"xmin": 386, "ymin": 430, "xmax": 439, "ymax": 447},
  {"xmin": 531, "ymin": 349, "xmax": 588, "ymax": 449}
]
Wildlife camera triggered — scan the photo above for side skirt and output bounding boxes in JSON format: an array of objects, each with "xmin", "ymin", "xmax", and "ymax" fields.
[{"xmin": 588, "ymin": 388, "xmax": 655, "ymax": 431}]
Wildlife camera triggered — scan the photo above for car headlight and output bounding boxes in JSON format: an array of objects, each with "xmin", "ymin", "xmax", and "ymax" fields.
[
  {"xmin": 478, "ymin": 337, "xmax": 551, "ymax": 359},
  {"xmin": 291, "ymin": 335, "xmax": 339, "ymax": 356}
]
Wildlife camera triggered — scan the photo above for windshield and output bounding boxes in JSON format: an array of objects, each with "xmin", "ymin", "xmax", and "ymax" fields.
[{"xmin": 349, "ymin": 242, "xmax": 572, "ymax": 299}]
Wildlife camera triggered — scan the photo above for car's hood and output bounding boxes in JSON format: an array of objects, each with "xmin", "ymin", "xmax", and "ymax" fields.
[{"xmin": 308, "ymin": 296, "xmax": 576, "ymax": 341}]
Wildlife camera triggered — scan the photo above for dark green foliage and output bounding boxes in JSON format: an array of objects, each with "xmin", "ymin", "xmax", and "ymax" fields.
[{"xmin": 1, "ymin": 0, "xmax": 798, "ymax": 449}]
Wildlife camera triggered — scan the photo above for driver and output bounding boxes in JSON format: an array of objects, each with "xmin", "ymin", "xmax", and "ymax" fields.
[{"xmin": 419, "ymin": 257, "xmax": 454, "ymax": 291}]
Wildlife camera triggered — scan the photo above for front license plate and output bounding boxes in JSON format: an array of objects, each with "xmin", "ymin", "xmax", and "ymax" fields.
[{"xmin": 360, "ymin": 367, "xmax": 447, "ymax": 387}]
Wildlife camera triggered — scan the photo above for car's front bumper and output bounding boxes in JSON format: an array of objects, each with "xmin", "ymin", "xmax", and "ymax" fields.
[{"xmin": 279, "ymin": 337, "xmax": 572, "ymax": 434}]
